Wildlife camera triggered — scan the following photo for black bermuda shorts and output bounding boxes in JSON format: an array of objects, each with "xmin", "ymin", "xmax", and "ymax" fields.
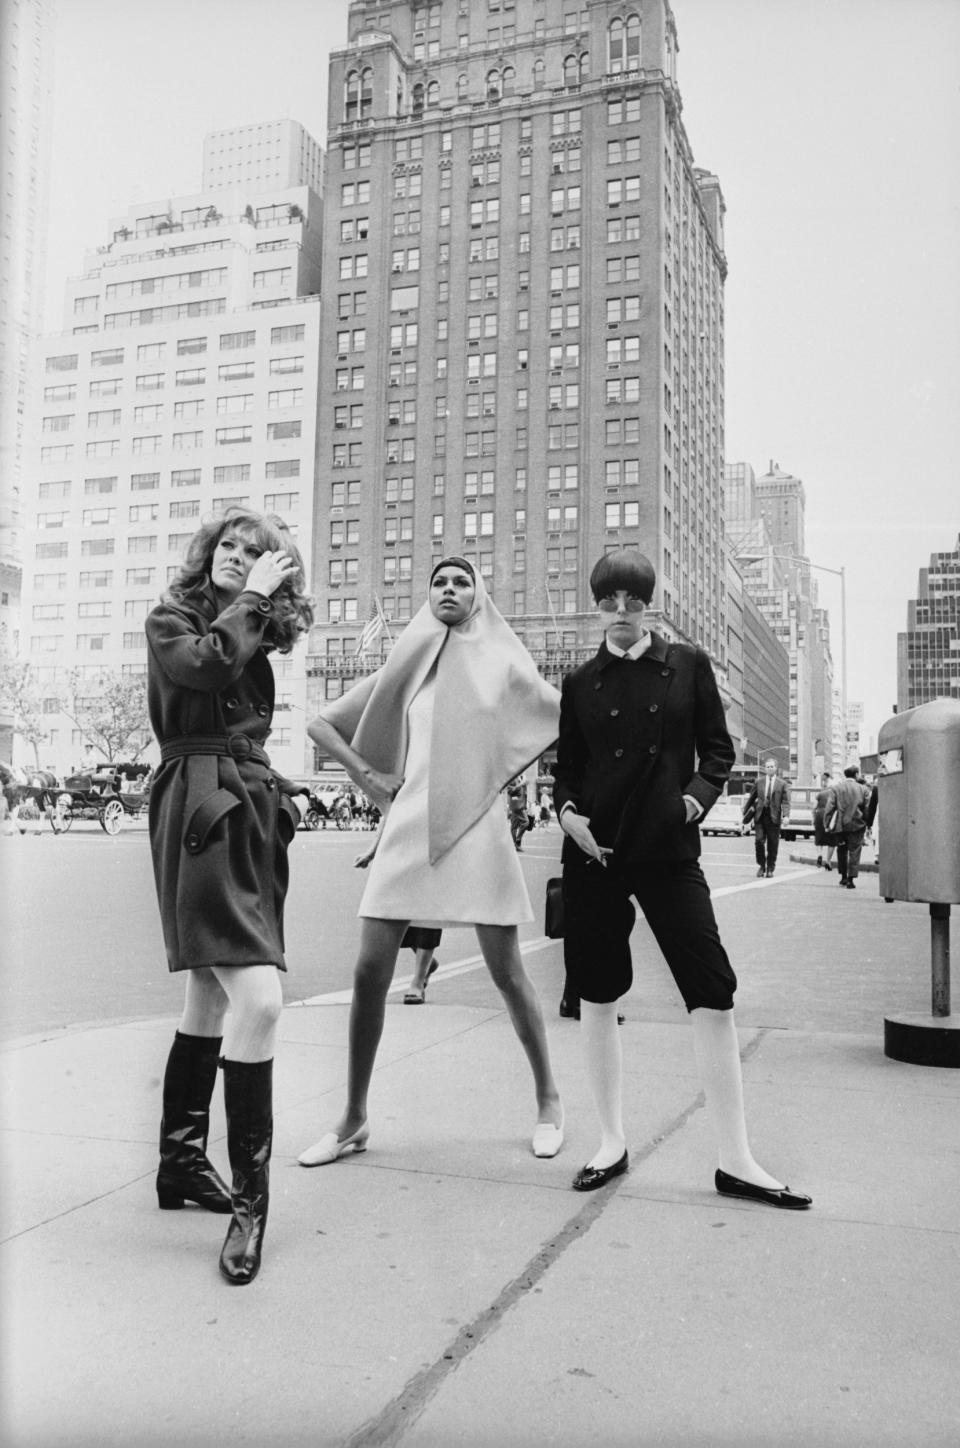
[{"xmin": 561, "ymin": 854, "xmax": 737, "ymax": 1012}]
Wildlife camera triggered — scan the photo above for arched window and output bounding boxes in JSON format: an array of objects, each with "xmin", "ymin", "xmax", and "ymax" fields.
[
  {"xmin": 578, "ymin": 52, "xmax": 589, "ymax": 83},
  {"xmin": 563, "ymin": 54, "xmax": 579, "ymax": 86},
  {"xmin": 412, "ymin": 82, "xmax": 425, "ymax": 115},
  {"xmin": 610, "ymin": 15, "xmax": 639, "ymax": 73},
  {"xmin": 396, "ymin": 77, "xmax": 404, "ymax": 114},
  {"xmin": 501, "ymin": 65, "xmax": 515, "ymax": 97},
  {"xmin": 486, "ymin": 68, "xmax": 501, "ymax": 102},
  {"xmin": 359, "ymin": 68, "xmax": 373, "ymax": 118},
  {"xmin": 427, "ymin": 79, "xmax": 440, "ymax": 107},
  {"xmin": 533, "ymin": 58, "xmax": 545, "ymax": 89},
  {"xmin": 609, "ymin": 18, "xmax": 624, "ymax": 74},
  {"xmin": 457, "ymin": 72, "xmax": 468, "ymax": 99},
  {"xmin": 625, "ymin": 15, "xmax": 641, "ymax": 70},
  {"xmin": 345, "ymin": 70, "xmax": 360, "ymax": 122}
]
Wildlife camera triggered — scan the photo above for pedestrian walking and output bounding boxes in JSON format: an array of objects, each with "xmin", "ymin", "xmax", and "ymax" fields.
[
  {"xmin": 813, "ymin": 771, "xmax": 839, "ymax": 871},
  {"xmin": 826, "ymin": 766, "xmax": 871, "ymax": 889},
  {"xmin": 145, "ymin": 507, "xmax": 312, "ymax": 1285},
  {"xmin": 742, "ymin": 758, "xmax": 791, "ymax": 877},
  {"xmin": 298, "ymin": 556, "xmax": 565, "ymax": 1168},
  {"xmin": 554, "ymin": 550, "xmax": 811, "ymax": 1208}
]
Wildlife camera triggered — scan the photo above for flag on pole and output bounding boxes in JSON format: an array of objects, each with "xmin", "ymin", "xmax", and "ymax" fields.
[
  {"xmin": 355, "ymin": 596, "xmax": 392, "ymax": 657},
  {"xmin": 544, "ymin": 582, "xmax": 562, "ymax": 644}
]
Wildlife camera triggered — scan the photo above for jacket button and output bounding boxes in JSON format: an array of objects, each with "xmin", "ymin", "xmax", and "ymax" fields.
[
  {"xmin": 610, "ymin": 708, "xmax": 620, "ymax": 717},
  {"xmin": 594, "ymin": 681, "xmax": 602, "ymax": 691},
  {"xmin": 224, "ymin": 698, "xmax": 237, "ymax": 710},
  {"xmin": 649, "ymin": 704, "xmax": 658, "ymax": 713},
  {"xmin": 257, "ymin": 704, "xmax": 269, "ymax": 716},
  {"xmin": 186, "ymin": 833, "xmax": 199, "ymax": 850},
  {"xmin": 614, "ymin": 748, "xmax": 624, "ymax": 759},
  {"xmin": 648, "ymin": 745, "xmax": 657, "ymax": 755},
  {"xmin": 257, "ymin": 598, "xmax": 271, "ymax": 614},
  {"xmin": 661, "ymin": 669, "xmax": 669, "ymax": 677},
  {"xmin": 266, "ymin": 777, "xmax": 276, "ymax": 791}
]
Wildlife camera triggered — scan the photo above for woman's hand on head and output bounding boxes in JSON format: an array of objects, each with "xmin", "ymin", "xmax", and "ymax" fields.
[
  {"xmin": 561, "ymin": 810, "xmax": 611, "ymax": 866},
  {"xmin": 244, "ymin": 550, "xmax": 297, "ymax": 599}
]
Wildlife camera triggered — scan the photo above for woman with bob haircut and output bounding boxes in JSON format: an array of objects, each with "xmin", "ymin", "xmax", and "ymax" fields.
[
  {"xmin": 554, "ymin": 550, "xmax": 811, "ymax": 1208},
  {"xmin": 298, "ymin": 556, "xmax": 565, "ymax": 1168},
  {"xmin": 146, "ymin": 507, "xmax": 313, "ymax": 1285}
]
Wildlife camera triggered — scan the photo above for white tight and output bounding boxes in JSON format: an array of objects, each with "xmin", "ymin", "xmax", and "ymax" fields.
[{"xmin": 178, "ymin": 965, "xmax": 282, "ymax": 1063}]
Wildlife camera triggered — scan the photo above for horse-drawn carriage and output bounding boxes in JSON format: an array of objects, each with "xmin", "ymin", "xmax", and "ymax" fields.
[{"xmin": 50, "ymin": 771, "xmax": 150, "ymax": 834}]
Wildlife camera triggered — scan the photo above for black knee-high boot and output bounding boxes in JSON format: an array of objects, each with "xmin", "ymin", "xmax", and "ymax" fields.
[
  {"xmin": 219, "ymin": 1058, "xmax": 273, "ymax": 1286},
  {"xmin": 157, "ymin": 1031, "xmax": 232, "ymax": 1212}
]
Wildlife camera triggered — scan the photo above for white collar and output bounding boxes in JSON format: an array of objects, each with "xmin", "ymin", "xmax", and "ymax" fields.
[{"xmin": 605, "ymin": 631, "xmax": 651, "ymax": 662}]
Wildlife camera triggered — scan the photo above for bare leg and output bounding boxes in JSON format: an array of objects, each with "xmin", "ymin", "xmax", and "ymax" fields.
[
  {"xmin": 408, "ymin": 946, "xmax": 437, "ymax": 992},
  {"xmin": 337, "ymin": 918, "xmax": 408, "ymax": 1137},
  {"xmin": 580, "ymin": 999, "xmax": 626, "ymax": 1170},
  {"xmin": 475, "ymin": 923, "xmax": 562, "ymax": 1127},
  {"xmin": 691, "ymin": 1007, "xmax": 783, "ymax": 1189}
]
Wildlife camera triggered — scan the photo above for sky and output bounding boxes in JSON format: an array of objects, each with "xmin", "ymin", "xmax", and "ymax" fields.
[{"xmin": 40, "ymin": 0, "xmax": 960, "ymax": 748}]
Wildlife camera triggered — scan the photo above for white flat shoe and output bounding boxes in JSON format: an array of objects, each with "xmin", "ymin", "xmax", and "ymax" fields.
[
  {"xmin": 298, "ymin": 1123, "xmax": 370, "ymax": 1167},
  {"xmin": 532, "ymin": 1110, "xmax": 565, "ymax": 1159}
]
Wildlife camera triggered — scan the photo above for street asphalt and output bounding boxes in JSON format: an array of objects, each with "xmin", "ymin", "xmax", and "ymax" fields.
[{"xmin": 2, "ymin": 837, "xmax": 959, "ymax": 1448}]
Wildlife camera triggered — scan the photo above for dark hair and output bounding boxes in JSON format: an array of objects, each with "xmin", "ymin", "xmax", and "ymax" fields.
[
  {"xmin": 430, "ymin": 555, "xmax": 476, "ymax": 585},
  {"xmin": 843, "ymin": 765, "xmax": 859, "ymax": 778},
  {"xmin": 589, "ymin": 550, "xmax": 655, "ymax": 604},
  {"xmin": 164, "ymin": 507, "xmax": 314, "ymax": 653}
]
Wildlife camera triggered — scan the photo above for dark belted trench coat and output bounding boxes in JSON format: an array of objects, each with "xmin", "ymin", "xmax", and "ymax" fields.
[{"xmin": 145, "ymin": 581, "xmax": 301, "ymax": 973}]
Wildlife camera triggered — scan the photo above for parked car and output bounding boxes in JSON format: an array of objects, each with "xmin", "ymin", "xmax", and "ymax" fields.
[
  {"xmin": 701, "ymin": 792, "xmax": 747, "ymax": 837},
  {"xmin": 780, "ymin": 784, "xmax": 818, "ymax": 841}
]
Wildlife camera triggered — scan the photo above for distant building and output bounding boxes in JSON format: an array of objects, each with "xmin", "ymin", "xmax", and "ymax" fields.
[
  {"xmin": 310, "ymin": 0, "xmax": 729, "ymax": 722},
  {"xmin": 19, "ymin": 122, "xmax": 324, "ymax": 775},
  {"xmin": 897, "ymin": 534, "xmax": 960, "ymax": 710},
  {"xmin": 1, "ymin": 0, "xmax": 55, "ymax": 634},
  {"xmin": 725, "ymin": 460, "xmax": 835, "ymax": 783}
]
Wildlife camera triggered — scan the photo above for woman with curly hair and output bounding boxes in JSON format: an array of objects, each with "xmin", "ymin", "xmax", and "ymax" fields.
[{"xmin": 146, "ymin": 507, "xmax": 312, "ymax": 1285}]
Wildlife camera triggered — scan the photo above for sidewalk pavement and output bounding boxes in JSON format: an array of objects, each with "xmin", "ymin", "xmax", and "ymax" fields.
[{"xmin": 2, "ymin": 869, "xmax": 959, "ymax": 1448}]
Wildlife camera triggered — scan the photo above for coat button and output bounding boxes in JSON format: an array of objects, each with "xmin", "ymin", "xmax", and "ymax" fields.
[
  {"xmin": 266, "ymin": 777, "xmax": 276, "ymax": 791},
  {"xmin": 615, "ymin": 748, "xmax": 624, "ymax": 758},
  {"xmin": 257, "ymin": 598, "xmax": 271, "ymax": 614},
  {"xmin": 594, "ymin": 681, "xmax": 602, "ymax": 690},
  {"xmin": 186, "ymin": 832, "xmax": 199, "ymax": 850},
  {"xmin": 610, "ymin": 708, "xmax": 620, "ymax": 717},
  {"xmin": 648, "ymin": 745, "xmax": 657, "ymax": 755},
  {"xmin": 257, "ymin": 704, "xmax": 269, "ymax": 717},
  {"xmin": 224, "ymin": 698, "xmax": 237, "ymax": 711},
  {"xmin": 661, "ymin": 669, "xmax": 669, "ymax": 677},
  {"xmin": 649, "ymin": 704, "xmax": 658, "ymax": 713}
]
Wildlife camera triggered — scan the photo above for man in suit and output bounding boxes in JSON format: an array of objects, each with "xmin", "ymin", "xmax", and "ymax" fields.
[
  {"xmin": 827, "ymin": 765, "xmax": 871, "ymax": 889},
  {"xmin": 553, "ymin": 550, "xmax": 810, "ymax": 1209},
  {"xmin": 742, "ymin": 758, "xmax": 791, "ymax": 877}
]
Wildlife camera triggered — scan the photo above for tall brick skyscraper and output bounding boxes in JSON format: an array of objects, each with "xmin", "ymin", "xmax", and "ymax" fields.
[{"xmin": 311, "ymin": 0, "xmax": 727, "ymax": 713}]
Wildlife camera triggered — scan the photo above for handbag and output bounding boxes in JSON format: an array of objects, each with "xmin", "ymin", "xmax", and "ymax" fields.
[{"xmin": 544, "ymin": 877, "xmax": 564, "ymax": 939}]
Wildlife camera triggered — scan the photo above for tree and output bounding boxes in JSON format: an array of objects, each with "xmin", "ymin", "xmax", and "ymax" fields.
[
  {"xmin": 62, "ymin": 670, "xmax": 151, "ymax": 764},
  {"xmin": 0, "ymin": 654, "xmax": 50, "ymax": 767}
]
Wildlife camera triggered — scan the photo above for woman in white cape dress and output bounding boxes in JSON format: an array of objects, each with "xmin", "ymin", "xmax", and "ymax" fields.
[{"xmin": 299, "ymin": 558, "xmax": 565, "ymax": 1166}]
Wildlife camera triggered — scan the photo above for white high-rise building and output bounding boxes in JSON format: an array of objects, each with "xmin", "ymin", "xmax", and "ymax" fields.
[
  {"xmin": 0, "ymin": 0, "xmax": 55, "ymax": 660},
  {"xmin": 20, "ymin": 122, "xmax": 324, "ymax": 778}
]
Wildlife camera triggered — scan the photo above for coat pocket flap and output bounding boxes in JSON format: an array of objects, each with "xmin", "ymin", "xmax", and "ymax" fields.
[{"xmin": 184, "ymin": 788, "xmax": 241, "ymax": 855}]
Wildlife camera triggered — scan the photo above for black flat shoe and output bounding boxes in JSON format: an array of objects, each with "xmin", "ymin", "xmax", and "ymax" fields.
[
  {"xmin": 572, "ymin": 1150, "xmax": 629, "ymax": 1192},
  {"xmin": 559, "ymin": 999, "xmax": 580, "ymax": 1020},
  {"xmin": 715, "ymin": 1168, "xmax": 811, "ymax": 1210}
]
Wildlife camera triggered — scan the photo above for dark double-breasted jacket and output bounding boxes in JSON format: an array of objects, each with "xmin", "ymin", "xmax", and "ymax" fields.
[
  {"xmin": 552, "ymin": 632, "xmax": 735, "ymax": 867},
  {"xmin": 145, "ymin": 581, "xmax": 301, "ymax": 973}
]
